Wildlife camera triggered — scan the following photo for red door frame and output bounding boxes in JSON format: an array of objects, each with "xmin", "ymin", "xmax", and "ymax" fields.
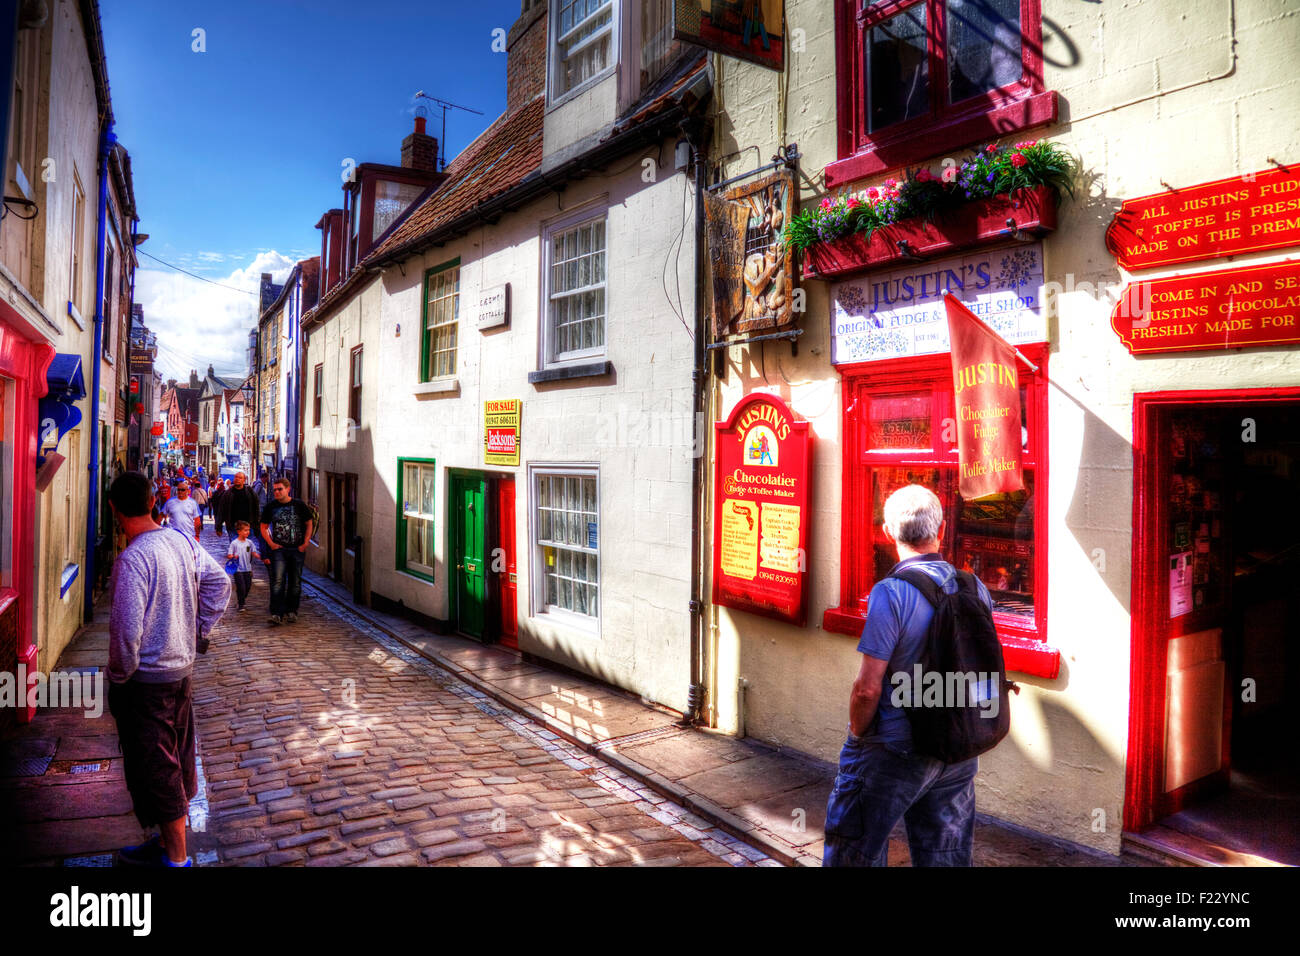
[
  {"xmin": 0, "ymin": 306, "xmax": 57, "ymax": 712},
  {"xmin": 495, "ymin": 475, "xmax": 518, "ymax": 649},
  {"xmin": 1125, "ymin": 385, "xmax": 1300, "ymax": 831}
]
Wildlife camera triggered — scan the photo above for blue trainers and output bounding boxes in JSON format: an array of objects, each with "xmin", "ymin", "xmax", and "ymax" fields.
[
  {"xmin": 162, "ymin": 855, "xmax": 193, "ymax": 868},
  {"xmin": 118, "ymin": 834, "xmax": 165, "ymax": 866}
]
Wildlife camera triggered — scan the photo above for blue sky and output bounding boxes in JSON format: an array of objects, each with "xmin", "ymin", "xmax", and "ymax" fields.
[{"xmin": 101, "ymin": 0, "xmax": 518, "ymax": 380}]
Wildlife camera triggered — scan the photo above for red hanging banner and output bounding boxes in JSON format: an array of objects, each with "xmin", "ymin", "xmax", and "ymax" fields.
[{"xmin": 944, "ymin": 293, "xmax": 1025, "ymax": 500}]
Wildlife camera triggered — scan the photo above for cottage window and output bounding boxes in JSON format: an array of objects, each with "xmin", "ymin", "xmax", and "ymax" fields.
[
  {"xmin": 349, "ymin": 346, "xmax": 363, "ymax": 428},
  {"xmin": 532, "ymin": 466, "xmax": 600, "ymax": 628},
  {"xmin": 544, "ymin": 213, "xmax": 607, "ymax": 365},
  {"xmin": 422, "ymin": 261, "xmax": 459, "ymax": 381},
  {"xmin": 552, "ymin": 0, "xmax": 616, "ymax": 100},
  {"xmin": 397, "ymin": 458, "xmax": 437, "ymax": 582}
]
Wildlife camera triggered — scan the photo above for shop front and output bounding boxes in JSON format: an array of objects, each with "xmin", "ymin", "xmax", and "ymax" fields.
[{"xmin": 0, "ymin": 304, "xmax": 56, "ymax": 731}]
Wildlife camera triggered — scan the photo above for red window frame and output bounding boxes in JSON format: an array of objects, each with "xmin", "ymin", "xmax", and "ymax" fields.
[
  {"xmin": 822, "ymin": 342, "xmax": 1056, "ymax": 675},
  {"xmin": 828, "ymin": 0, "xmax": 1057, "ymax": 186}
]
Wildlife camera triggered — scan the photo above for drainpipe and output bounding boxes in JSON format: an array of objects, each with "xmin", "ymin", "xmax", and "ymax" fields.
[
  {"xmin": 682, "ymin": 117, "xmax": 710, "ymax": 726},
  {"xmin": 84, "ymin": 122, "xmax": 116, "ymax": 622}
]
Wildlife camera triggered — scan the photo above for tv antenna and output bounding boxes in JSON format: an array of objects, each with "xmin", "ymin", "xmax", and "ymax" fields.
[{"xmin": 413, "ymin": 91, "xmax": 484, "ymax": 171}]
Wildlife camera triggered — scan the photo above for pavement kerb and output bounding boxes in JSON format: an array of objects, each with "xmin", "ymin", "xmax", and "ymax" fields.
[{"xmin": 299, "ymin": 574, "xmax": 809, "ymax": 867}]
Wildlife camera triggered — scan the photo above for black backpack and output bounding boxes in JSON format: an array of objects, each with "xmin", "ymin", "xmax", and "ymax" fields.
[{"xmin": 889, "ymin": 566, "xmax": 1016, "ymax": 762}]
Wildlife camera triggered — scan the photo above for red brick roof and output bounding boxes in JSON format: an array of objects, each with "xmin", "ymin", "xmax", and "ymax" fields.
[{"xmin": 370, "ymin": 96, "xmax": 545, "ymax": 263}]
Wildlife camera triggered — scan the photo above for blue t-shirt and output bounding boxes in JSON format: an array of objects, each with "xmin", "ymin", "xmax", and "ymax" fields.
[{"xmin": 857, "ymin": 555, "xmax": 993, "ymax": 749}]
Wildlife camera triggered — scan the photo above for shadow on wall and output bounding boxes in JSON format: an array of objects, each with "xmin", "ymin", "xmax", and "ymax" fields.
[{"xmin": 310, "ymin": 424, "xmax": 380, "ymax": 602}]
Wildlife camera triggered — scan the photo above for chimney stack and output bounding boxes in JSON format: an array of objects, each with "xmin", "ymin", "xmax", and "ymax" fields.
[
  {"xmin": 207, "ymin": 364, "xmax": 215, "ymax": 379},
  {"xmin": 506, "ymin": 0, "xmax": 548, "ymax": 112},
  {"xmin": 401, "ymin": 115, "xmax": 440, "ymax": 172},
  {"xmin": 189, "ymin": 369, "xmax": 200, "ymax": 389},
  {"xmin": 168, "ymin": 378, "xmax": 176, "ymax": 390}
]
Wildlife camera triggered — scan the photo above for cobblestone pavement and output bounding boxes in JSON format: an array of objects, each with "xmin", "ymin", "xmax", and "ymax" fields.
[{"xmin": 190, "ymin": 529, "xmax": 774, "ymax": 867}]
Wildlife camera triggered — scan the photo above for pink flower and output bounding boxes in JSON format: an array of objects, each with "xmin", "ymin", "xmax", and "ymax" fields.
[
  {"xmin": 985, "ymin": 144, "xmax": 998, "ymax": 153},
  {"xmin": 821, "ymin": 198, "xmax": 832, "ymax": 211},
  {"xmin": 1010, "ymin": 152, "xmax": 1028, "ymax": 168},
  {"xmin": 866, "ymin": 186, "xmax": 879, "ymax": 201},
  {"xmin": 884, "ymin": 178, "xmax": 897, "ymax": 188}
]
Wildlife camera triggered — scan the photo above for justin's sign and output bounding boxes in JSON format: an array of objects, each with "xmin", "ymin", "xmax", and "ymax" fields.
[
  {"xmin": 831, "ymin": 246, "xmax": 1046, "ymax": 365},
  {"xmin": 713, "ymin": 393, "xmax": 811, "ymax": 625}
]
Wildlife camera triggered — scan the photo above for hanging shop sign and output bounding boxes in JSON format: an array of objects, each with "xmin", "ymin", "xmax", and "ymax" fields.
[
  {"xmin": 1106, "ymin": 162, "xmax": 1300, "ymax": 271},
  {"xmin": 674, "ymin": 0, "xmax": 785, "ymax": 71},
  {"xmin": 477, "ymin": 283, "xmax": 510, "ymax": 330},
  {"xmin": 712, "ymin": 392, "xmax": 811, "ymax": 625},
  {"xmin": 831, "ymin": 245, "xmax": 1046, "ymax": 365},
  {"xmin": 1110, "ymin": 259, "xmax": 1300, "ymax": 355},
  {"xmin": 706, "ymin": 169, "xmax": 797, "ymax": 339},
  {"xmin": 483, "ymin": 399, "xmax": 521, "ymax": 467},
  {"xmin": 128, "ymin": 348, "xmax": 153, "ymax": 374},
  {"xmin": 944, "ymin": 294, "xmax": 1025, "ymax": 500}
]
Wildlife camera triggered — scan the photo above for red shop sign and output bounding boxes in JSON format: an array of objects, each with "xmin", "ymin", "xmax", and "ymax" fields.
[
  {"xmin": 712, "ymin": 393, "xmax": 812, "ymax": 625},
  {"xmin": 1106, "ymin": 162, "xmax": 1300, "ymax": 271},
  {"xmin": 1111, "ymin": 259, "xmax": 1300, "ymax": 355}
]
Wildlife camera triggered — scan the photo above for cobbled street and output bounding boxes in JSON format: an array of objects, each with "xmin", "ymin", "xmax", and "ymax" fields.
[{"xmin": 189, "ymin": 530, "xmax": 773, "ymax": 867}]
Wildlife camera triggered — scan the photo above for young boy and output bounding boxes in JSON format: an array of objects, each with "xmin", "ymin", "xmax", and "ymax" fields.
[{"xmin": 225, "ymin": 521, "xmax": 268, "ymax": 611}]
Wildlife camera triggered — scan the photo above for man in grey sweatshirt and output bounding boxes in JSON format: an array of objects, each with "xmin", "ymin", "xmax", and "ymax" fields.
[{"xmin": 107, "ymin": 472, "xmax": 230, "ymax": 867}]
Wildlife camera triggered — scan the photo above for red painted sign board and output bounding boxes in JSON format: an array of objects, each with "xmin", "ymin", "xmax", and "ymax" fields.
[
  {"xmin": 1111, "ymin": 259, "xmax": 1300, "ymax": 355},
  {"xmin": 712, "ymin": 392, "xmax": 811, "ymax": 625},
  {"xmin": 1106, "ymin": 162, "xmax": 1300, "ymax": 271}
]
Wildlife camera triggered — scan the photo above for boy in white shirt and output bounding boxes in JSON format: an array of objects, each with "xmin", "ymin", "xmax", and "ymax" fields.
[{"xmin": 225, "ymin": 521, "xmax": 268, "ymax": 611}]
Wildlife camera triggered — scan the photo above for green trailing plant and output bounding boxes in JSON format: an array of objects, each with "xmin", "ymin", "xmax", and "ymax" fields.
[{"xmin": 785, "ymin": 139, "xmax": 1078, "ymax": 253}]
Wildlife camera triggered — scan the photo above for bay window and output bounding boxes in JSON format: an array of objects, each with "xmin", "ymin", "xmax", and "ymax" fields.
[{"xmin": 829, "ymin": 0, "xmax": 1057, "ymax": 184}]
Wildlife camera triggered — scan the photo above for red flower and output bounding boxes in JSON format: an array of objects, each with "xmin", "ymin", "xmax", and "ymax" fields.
[
  {"xmin": 916, "ymin": 168, "xmax": 933, "ymax": 182},
  {"xmin": 847, "ymin": 197, "xmax": 861, "ymax": 209},
  {"xmin": 985, "ymin": 144, "xmax": 998, "ymax": 153},
  {"xmin": 866, "ymin": 187, "xmax": 879, "ymax": 201},
  {"xmin": 1010, "ymin": 152, "xmax": 1028, "ymax": 168},
  {"xmin": 821, "ymin": 198, "xmax": 832, "ymax": 211}
]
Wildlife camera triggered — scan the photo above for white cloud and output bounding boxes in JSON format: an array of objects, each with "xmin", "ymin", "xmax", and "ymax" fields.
[{"xmin": 137, "ymin": 250, "xmax": 295, "ymax": 383}]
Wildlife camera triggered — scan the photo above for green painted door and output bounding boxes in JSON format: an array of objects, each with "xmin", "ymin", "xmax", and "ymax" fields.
[{"xmin": 453, "ymin": 474, "xmax": 487, "ymax": 639}]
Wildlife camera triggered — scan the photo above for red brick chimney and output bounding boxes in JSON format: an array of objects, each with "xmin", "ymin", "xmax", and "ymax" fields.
[
  {"xmin": 401, "ymin": 116, "xmax": 440, "ymax": 172},
  {"xmin": 506, "ymin": 0, "xmax": 547, "ymax": 112}
]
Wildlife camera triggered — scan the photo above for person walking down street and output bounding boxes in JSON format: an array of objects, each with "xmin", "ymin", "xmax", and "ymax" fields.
[
  {"xmin": 822, "ymin": 484, "xmax": 993, "ymax": 868},
  {"xmin": 252, "ymin": 471, "xmax": 268, "ymax": 508},
  {"xmin": 216, "ymin": 471, "xmax": 261, "ymax": 542},
  {"xmin": 106, "ymin": 472, "xmax": 230, "ymax": 868},
  {"xmin": 260, "ymin": 477, "xmax": 314, "ymax": 626},
  {"xmin": 159, "ymin": 481, "xmax": 202, "ymax": 543},
  {"xmin": 190, "ymin": 481, "xmax": 208, "ymax": 525},
  {"xmin": 225, "ymin": 521, "xmax": 268, "ymax": 612},
  {"xmin": 210, "ymin": 479, "xmax": 226, "ymax": 536}
]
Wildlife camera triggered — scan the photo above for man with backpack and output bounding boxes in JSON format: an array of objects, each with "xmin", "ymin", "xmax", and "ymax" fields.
[{"xmin": 823, "ymin": 484, "xmax": 1005, "ymax": 867}]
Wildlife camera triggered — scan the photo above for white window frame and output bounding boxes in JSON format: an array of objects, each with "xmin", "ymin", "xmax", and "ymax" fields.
[
  {"xmin": 423, "ymin": 262, "xmax": 459, "ymax": 382},
  {"xmin": 549, "ymin": 0, "xmax": 619, "ymax": 107},
  {"xmin": 528, "ymin": 463, "xmax": 600, "ymax": 637},
  {"xmin": 540, "ymin": 205, "xmax": 609, "ymax": 369}
]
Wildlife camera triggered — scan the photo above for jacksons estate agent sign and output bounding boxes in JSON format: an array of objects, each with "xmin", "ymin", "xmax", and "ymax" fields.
[
  {"xmin": 830, "ymin": 245, "xmax": 1047, "ymax": 365},
  {"xmin": 713, "ymin": 393, "xmax": 811, "ymax": 625}
]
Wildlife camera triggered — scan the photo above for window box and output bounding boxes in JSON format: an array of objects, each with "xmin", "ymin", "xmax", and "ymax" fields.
[
  {"xmin": 802, "ymin": 185, "xmax": 1057, "ymax": 282},
  {"xmin": 829, "ymin": 0, "xmax": 1057, "ymax": 184}
]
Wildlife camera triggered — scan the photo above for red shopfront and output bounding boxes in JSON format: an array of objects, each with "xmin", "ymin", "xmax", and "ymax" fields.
[
  {"xmin": 819, "ymin": 246, "xmax": 1060, "ymax": 680},
  {"xmin": 0, "ymin": 302, "xmax": 56, "ymax": 733}
]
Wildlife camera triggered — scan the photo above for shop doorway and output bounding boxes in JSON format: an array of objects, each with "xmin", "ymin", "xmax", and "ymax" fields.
[
  {"xmin": 449, "ymin": 471, "xmax": 517, "ymax": 645},
  {"xmin": 1127, "ymin": 390, "xmax": 1300, "ymax": 864},
  {"xmin": 328, "ymin": 472, "xmax": 345, "ymax": 583}
]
